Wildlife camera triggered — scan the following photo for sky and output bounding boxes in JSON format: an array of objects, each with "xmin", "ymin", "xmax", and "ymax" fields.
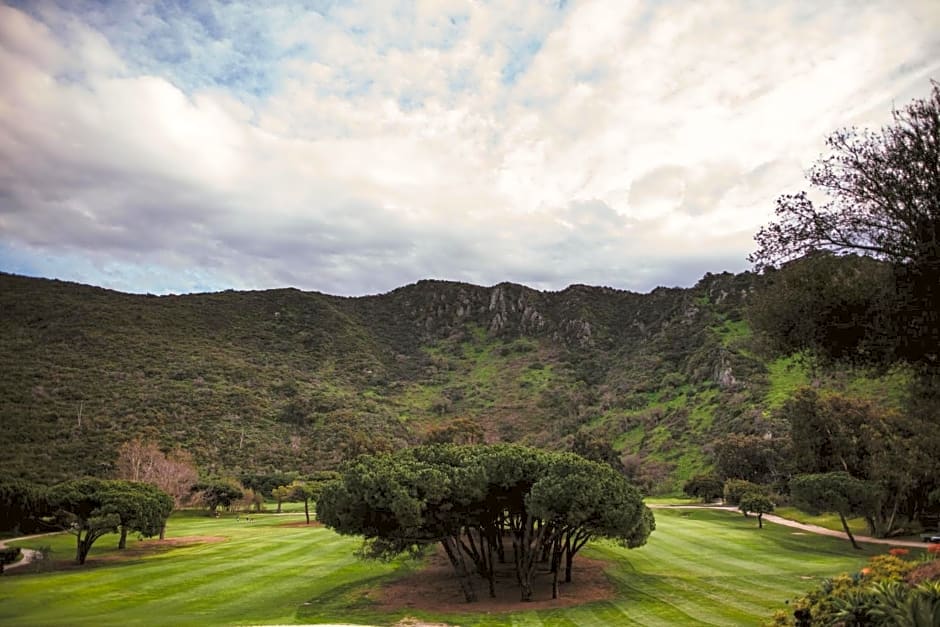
[{"xmin": 1, "ymin": 1, "xmax": 938, "ymax": 296}]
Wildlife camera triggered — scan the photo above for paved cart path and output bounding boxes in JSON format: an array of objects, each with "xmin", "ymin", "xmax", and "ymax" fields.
[{"xmin": 651, "ymin": 504, "xmax": 926, "ymax": 548}]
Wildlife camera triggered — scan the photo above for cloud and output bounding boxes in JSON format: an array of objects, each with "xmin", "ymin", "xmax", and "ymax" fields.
[{"xmin": 1, "ymin": 0, "xmax": 938, "ymax": 296}]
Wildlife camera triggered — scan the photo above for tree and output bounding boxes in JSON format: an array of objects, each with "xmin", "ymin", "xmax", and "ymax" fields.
[
  {"xmin": 739, "ymin": 492, "xmax": 775, "ymax": 529},
  {"xmin": 748, "ymin": 253, "xmax": 893, "ymax": 364},
  {"xmin": 271, "ymin": 485, "xmax": 292, "ymax": 514},
  {"xmin": 101, "ymin": 481, "xmax": 174, "ymax": 549},
  {"xmin": 192, "ymin": 481, "xmax": 243, "ymax": 515},
  {"xmin": 238, "ymin": 472, "xmax": 297, "ymax": 498},
  {"xmin": 751, "ymin": 82, "xmax": 940, "ymax": 372},
  {"xmin": 723, "ymin": 479, "xmax": 761, "ymax": 507},
  {"xmin": 527, "ymin": 453, "xmax": 651, "ymax": 599},
  {"xmin": 115, "ymin": 438, "xmax": 198, "ymax": 508},
  {"xmin": 47, "ymin": 479, "xmax": 120, "ymax": 564},
  {"xmin": 290, "ymin": 471, "xmax": 340, "ymax": 524},
  {"xmin": 318, "ymin": 444, "xmax": 654, "ymax": 604},
  {"xmin": 46, "ymin": 479, "xmax": 172, "ymax": 564},
  {"xmin": 713, "ymin": 433, "xmax": 782, "ymax": 484},
  {"xmin": 682, "ymin": 474, "xmax": 724, "ymax": 502},
  {"xmin": 790, "ymin": 472, "xmax": 881, "ymax": 549},
  {"xmin": 0, "ymin": 478, "xmax": 47, "ymax": 533},
  {"xmin": 781, "ymin": 388, "xmax": 938, "ymax": 537}
]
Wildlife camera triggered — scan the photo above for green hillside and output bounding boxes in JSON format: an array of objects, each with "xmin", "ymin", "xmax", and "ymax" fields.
[{"xmin": 0, "ymin": 270, "xmax": 898, "ymax": 488}]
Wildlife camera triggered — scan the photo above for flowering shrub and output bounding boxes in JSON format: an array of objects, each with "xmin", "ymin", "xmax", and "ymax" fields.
[
  {"xmin": 927, "ymin": 543, "xmax": 940, "ymax": 557},
  {"xmin": 766, "ymin": 553, "xmax": 926, "ymax": 625},
  {"xmin": 865, "ymin": 554, "xmax": 915, "ymax": 581}
]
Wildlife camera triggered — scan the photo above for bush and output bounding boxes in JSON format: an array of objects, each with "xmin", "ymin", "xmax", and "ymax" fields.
[
  {"xmin": 771, "ymin": 552, "xmax": 928, "ymax": 626},
  {"xmin": 0, "ymin": 547, "xmax": 21, "ymax": 564},
  {"xmin": 683, "ymin": 474, "xmax": 724, "ymax": 502}
]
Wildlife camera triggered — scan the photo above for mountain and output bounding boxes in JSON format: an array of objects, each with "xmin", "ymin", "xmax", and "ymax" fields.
[{"xmin": 1, "ymin": 270, "xmax": 795, "ymax": 489}]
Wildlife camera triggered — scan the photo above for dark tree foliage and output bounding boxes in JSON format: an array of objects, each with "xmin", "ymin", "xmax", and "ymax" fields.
[
  {"xmin": 570, "ymin": 431, "xmax": 622, "ymax": 471},
  {"xmin": 46, "ymin": 479, "xmax": 173, "ymax": 564},
  {"xmin": 106, "ymin": 482, "xmax": 174, "ymax": 548},
  {"xmin": 751, "ymin": 82, "xmax": 940, "ymax": 372},
  {"xmin": 723, "ymin": 479, "xmax": 762, "ymax": 507},
  {"xmin": 712, "ymin": 433, "xmax": 783, "ymax": 484},
  {"xmin": 238, "ymin": 473, "xmax": 297, "ymax": 497},
  {"xmin": 192, "ymin": 481, "xmax": 243, "ymax": 514},
  {"xmin": 748, "ymin": 253, "xmax": 893, "ymax": 364},
  {"xmin": 289, "ymin": 471, "xmax": 340, "ymax": 524},
  {"xmin": 682, "ymin": 474, "xmax": 724, "ymax": 502},
  {"xmin": 781, "ymin": 388, "xmax": 939, "ymax": 537},
  {"xmin": 738, "ymin": 492, "xmax": 775, "ymax": 529},
  {"xmin": 0, "ymin": 478, "xmax": 48, "ymax": 533},
  {"xmin": 317, "ymin": 444, "xmax": 653, "ymax": 603},
  {"xmin": 790, "ymin": 472, "xmax": 881, "ymax": 549}
]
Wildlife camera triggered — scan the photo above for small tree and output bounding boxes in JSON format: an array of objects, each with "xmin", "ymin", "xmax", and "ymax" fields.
[
  {"xmin": 192, "ymin": 481, "xmax": 243, "ymax": 515},
  {"xmin": 290, "ymin": 471, "xmax": 340, "ymax": 524},
  {"xmin": 102, "ymin": 481, "xmax": 174, "ymax": 549},
  {"xmin": 271, "ymin": 485, "xmax": 292, "ymax": 513},
  {"xmin": 739, "ymin": 493, "xmax": 775, "ymax": 528},
  {"xmin": 723, "ymin": 479, "xmax": 761, "ymax": 506},
  {"xmin": 47, "ymin": 479, "xmax": 120, "ymax": 564}
]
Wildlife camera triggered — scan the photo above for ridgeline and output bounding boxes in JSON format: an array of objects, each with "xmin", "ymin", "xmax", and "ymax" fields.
[{"xmin": 0, "ymin": 270, "xmax": 818, "ymax": 487}]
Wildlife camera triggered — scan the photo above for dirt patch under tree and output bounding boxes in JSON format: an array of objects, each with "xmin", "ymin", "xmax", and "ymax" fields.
[{"xmin": 372, "ymin": 544, "xmax": 616, "ymax": 614}]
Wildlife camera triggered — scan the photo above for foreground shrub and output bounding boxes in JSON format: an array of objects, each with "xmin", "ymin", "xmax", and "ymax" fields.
[{"xmin": 767, "ymin": 553, "xmax": 935, "ymax": 626}]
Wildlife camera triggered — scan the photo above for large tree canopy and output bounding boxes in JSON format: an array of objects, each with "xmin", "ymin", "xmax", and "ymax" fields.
[
  {"xmin": 750, "ymin": 82, "xmax": 940, "ymax": 371},
  {"xmin": 47, "ymin": 479, "xmax": 173, "ymax": 564},
  {"xmin": 317, "ymin": 444, "xmax": 653, "ymax": 603}
]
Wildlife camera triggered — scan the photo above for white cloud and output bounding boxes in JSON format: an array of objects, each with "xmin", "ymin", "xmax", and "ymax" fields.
[{"xmin": 1, "ymin": 0, "xmax": 938, "ymax": 295}]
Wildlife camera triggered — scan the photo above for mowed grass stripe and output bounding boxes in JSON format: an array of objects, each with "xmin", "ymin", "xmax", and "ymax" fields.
[{"xmin": 2, "ymin": 508, "xmax": 878, "ymax": 626}]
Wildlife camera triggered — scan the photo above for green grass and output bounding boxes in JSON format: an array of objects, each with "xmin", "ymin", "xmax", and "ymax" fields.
[
  {"xmin": 765, "ymin": 355, "xmax": 811, "ymax": 408},
  {"xmin": 1, "ymin": 509, "xmax": 882, "ymax": 626}
]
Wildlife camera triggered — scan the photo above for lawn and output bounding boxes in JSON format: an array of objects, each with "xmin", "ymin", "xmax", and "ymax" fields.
[{"xmin": 0, "ymin": 508, "xmax": 881, "ymax": 626}]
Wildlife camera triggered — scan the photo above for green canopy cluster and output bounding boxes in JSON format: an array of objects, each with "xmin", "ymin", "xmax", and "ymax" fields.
[
  {"xmin": 317, "ymin": 444, "xmax": 654, "ymax": 602},
  {"xmin": 47, "ymin": 479, "xmax": 174, "ymax": 564}
]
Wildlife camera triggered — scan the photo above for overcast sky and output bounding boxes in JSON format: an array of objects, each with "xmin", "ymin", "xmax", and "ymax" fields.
[{"xmin": 1, "ymin": 1, "xmax": 938, "ymax": 296}]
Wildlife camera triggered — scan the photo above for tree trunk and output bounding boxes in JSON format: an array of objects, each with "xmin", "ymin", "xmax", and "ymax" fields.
[
  {"xmin": 159, "ymin": 523, "xmax": 166, "ymax": 540},
  {"xmin": 118, "ymin": 526, "xmax": 128, "ymax": 549},
  {"xmin": 757, "ymin": 513, "xmax": 763, "ymax": 529},
  {"xmin": 550, "ymin": 541, "xmax": 563, "ymax": 600},
  {"xmin": 839, "ymin": 512, "xmax": 861, "ymax": 549},
  {"xmin": 276, "ymin": 500, "xmax": 282, "ymax": 514},
  {"xmin": 485, "ymin": 531, "xmax": 496, "ymax": 599},
  {"xmin": 884, "ymin": 493, "xmax": 901, "ymax": 538},
  {"xmin": 303, "ymin": 497, "xmax": 310, "ymax": 524},
  {"xmin": 76, "ymin": 532, "xmax": 92, "ymax": 565},
  {"xmin": 441, "ymin": 536, "xmax": 477, "ymax": 603}
]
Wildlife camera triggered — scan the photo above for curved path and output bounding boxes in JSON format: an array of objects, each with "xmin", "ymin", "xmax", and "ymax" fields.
[
  {"xmin": 652, "ymin": 504, "xmax": 926, "ymax": 548},
  {"xmin": 0, "ymin": 532, "xmax": 56, "ymax": 573}
]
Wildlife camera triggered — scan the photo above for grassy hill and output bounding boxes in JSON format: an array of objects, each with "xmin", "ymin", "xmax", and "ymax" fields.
[{"xmin": 0, "ymin": 270, "xmax": 897, "ymax": 488}]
